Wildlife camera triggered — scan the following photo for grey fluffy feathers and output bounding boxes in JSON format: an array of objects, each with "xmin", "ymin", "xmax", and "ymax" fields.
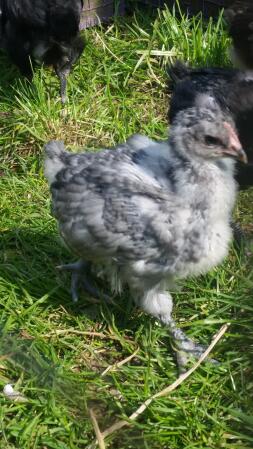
[{"xmin": 44, "ymin": 106, "xmax": 240, "ymax": 368}]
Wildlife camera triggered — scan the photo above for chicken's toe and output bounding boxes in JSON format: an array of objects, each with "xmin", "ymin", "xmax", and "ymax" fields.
[{"xmin": 169, "ymin": 324, "xmax": 218, "ymax": 372}]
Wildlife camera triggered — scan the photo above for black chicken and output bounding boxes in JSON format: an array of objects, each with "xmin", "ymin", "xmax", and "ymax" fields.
[
  {"xmin": 225, "ymin": 0, "xmax": 253, "ymax": 69},
  {"xmin": 0, "ymin": 0, "xmax": 85, "ymax": 103}
]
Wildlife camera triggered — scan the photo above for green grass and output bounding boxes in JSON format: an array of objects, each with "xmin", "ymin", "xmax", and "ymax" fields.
[{"xmin": 0, "ymin": 5, "xmax": 253, "ymax": 449}]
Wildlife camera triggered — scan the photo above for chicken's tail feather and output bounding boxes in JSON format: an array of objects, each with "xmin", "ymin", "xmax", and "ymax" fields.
[{"xmin": 44, "ymin": 140, "xmax": 66, "ymax": 186}]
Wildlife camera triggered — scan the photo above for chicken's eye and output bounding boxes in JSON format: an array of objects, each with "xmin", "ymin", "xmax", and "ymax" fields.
[{"xmin": 204, "ymin": 135, "xmax": 222, "ymax": 146}]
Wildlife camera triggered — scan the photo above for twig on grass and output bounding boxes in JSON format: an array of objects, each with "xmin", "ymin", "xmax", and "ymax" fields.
[
  {"xmin": 43, "ymin": 329, "xmax": 131, "ymax": 341},
  {"xmin": 91, "ymin": 323, "xmax": 229, "ymax": 447},
  {"xmin": 94, "ymin": 31, "xmax": 130, "ymax": 68},
  {"xmin": 101, "ymin": 348, "xmax": 139, "ymax": 377},
  {"xmin": 89, "ymin": 409, "xmax": 106, "ymax": 449},
  {"xmin": 136, "ymin": 49, "xmax": 178, "ymax": 57}
]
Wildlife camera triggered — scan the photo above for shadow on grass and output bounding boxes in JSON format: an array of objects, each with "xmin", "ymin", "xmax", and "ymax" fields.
[
  {"xmin": 0, "ymin": 51, "xmax": 28, "ymax": 99},
  {"xmin": 0, "ymin": 226, "xmax": 166, "ymax": 449},
  {"xmin": 0, "ymin": 227, "xmax": 144, "ymax": 426},
  {"xmin": 0, "ymin": 226, "xmax": 137, "ymax": 327}
]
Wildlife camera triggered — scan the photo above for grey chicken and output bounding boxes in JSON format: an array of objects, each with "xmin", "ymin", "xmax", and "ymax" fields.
[
  {"xmin": 0, "ymin": 0, "xmax": 85, "ymax": 103},
  {"xmin": 44, "ymin": 104, "xmax": 246, "ymax": 370},
  {"xmin": 167, "ymin": 60, "xmax": 253, "ymax": 188}
]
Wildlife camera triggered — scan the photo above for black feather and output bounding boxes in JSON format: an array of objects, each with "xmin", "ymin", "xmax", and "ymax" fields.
[{"xmin": 225, "ymin": 0, "xmax": 253, "ymax": 69}]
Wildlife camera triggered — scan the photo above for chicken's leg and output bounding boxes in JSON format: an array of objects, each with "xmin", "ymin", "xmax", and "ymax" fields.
[
  {"xmin": 59, "ymin": 72, "xmax": 68, "ymax": 104},
  {"xmin": 55, "ymin": 68, "xmax": 70, "ymax": 104},
  {"xmin": 57, "ymin": 260, "xmax": 110, "ymax": 303},
  {"xmin": 138, "ymin": 287, "xmax": 216, "ymax": 372}
]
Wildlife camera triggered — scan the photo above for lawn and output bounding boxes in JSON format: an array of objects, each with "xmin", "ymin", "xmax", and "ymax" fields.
[{"xmin": 0, "ymin": 5, "xmax": 253, "ymax": 449}]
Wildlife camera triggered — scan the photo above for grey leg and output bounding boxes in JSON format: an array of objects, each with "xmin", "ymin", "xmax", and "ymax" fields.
[
  {"xmin": 59, "ymin": 73, "xmax": 67, "ymax": 104},
  {"xmin": 55, "ymin": 68, "xmax": 69, "ymax": 105},
  {"xmin": 138, "ymin": 287, "xmax": 215, "ymax": 372},
  {"xmin": 230, "ymin": 220, "xmax": 245, "ymax": 250},
  {"xmin": 57, "ymin": 260, "xmax": 110, "ymax": 303}
]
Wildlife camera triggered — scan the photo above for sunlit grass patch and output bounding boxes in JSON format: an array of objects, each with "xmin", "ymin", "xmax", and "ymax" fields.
[{"xmin": 0, "ymin": 6, "xmax": 252, "ymax": 449}]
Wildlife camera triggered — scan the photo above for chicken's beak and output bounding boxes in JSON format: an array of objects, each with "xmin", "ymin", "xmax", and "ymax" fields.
[
  {"xmin": 223, "ymin": 122, "xmax": 248, "ymax": 164},
  {"xmin": 234, "ymin": 147, "xmax": 248, "ymax": 164}
]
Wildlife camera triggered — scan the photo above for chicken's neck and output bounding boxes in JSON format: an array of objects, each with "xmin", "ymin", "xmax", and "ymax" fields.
[{"xmin": 173, "ymin": 156, "xmax": 237, "ymax": 222}]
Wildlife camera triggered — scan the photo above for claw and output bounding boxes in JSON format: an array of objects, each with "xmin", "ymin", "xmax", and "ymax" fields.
[{"xmin": 57, "ymin": 262, "xmax": 82, "ymax": 271}]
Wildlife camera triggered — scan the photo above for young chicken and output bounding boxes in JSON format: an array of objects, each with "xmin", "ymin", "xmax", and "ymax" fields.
[
  {"xmin": 0, "ymin": 0, "xmax": 85, "ymax": 103},
  {"xmin": 225, "ymin": 0, "xmax": 253, "ymax": 69},
  {"xmin": 44, "ymin": 105, "xmax": 246, "ymax": 370}
]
